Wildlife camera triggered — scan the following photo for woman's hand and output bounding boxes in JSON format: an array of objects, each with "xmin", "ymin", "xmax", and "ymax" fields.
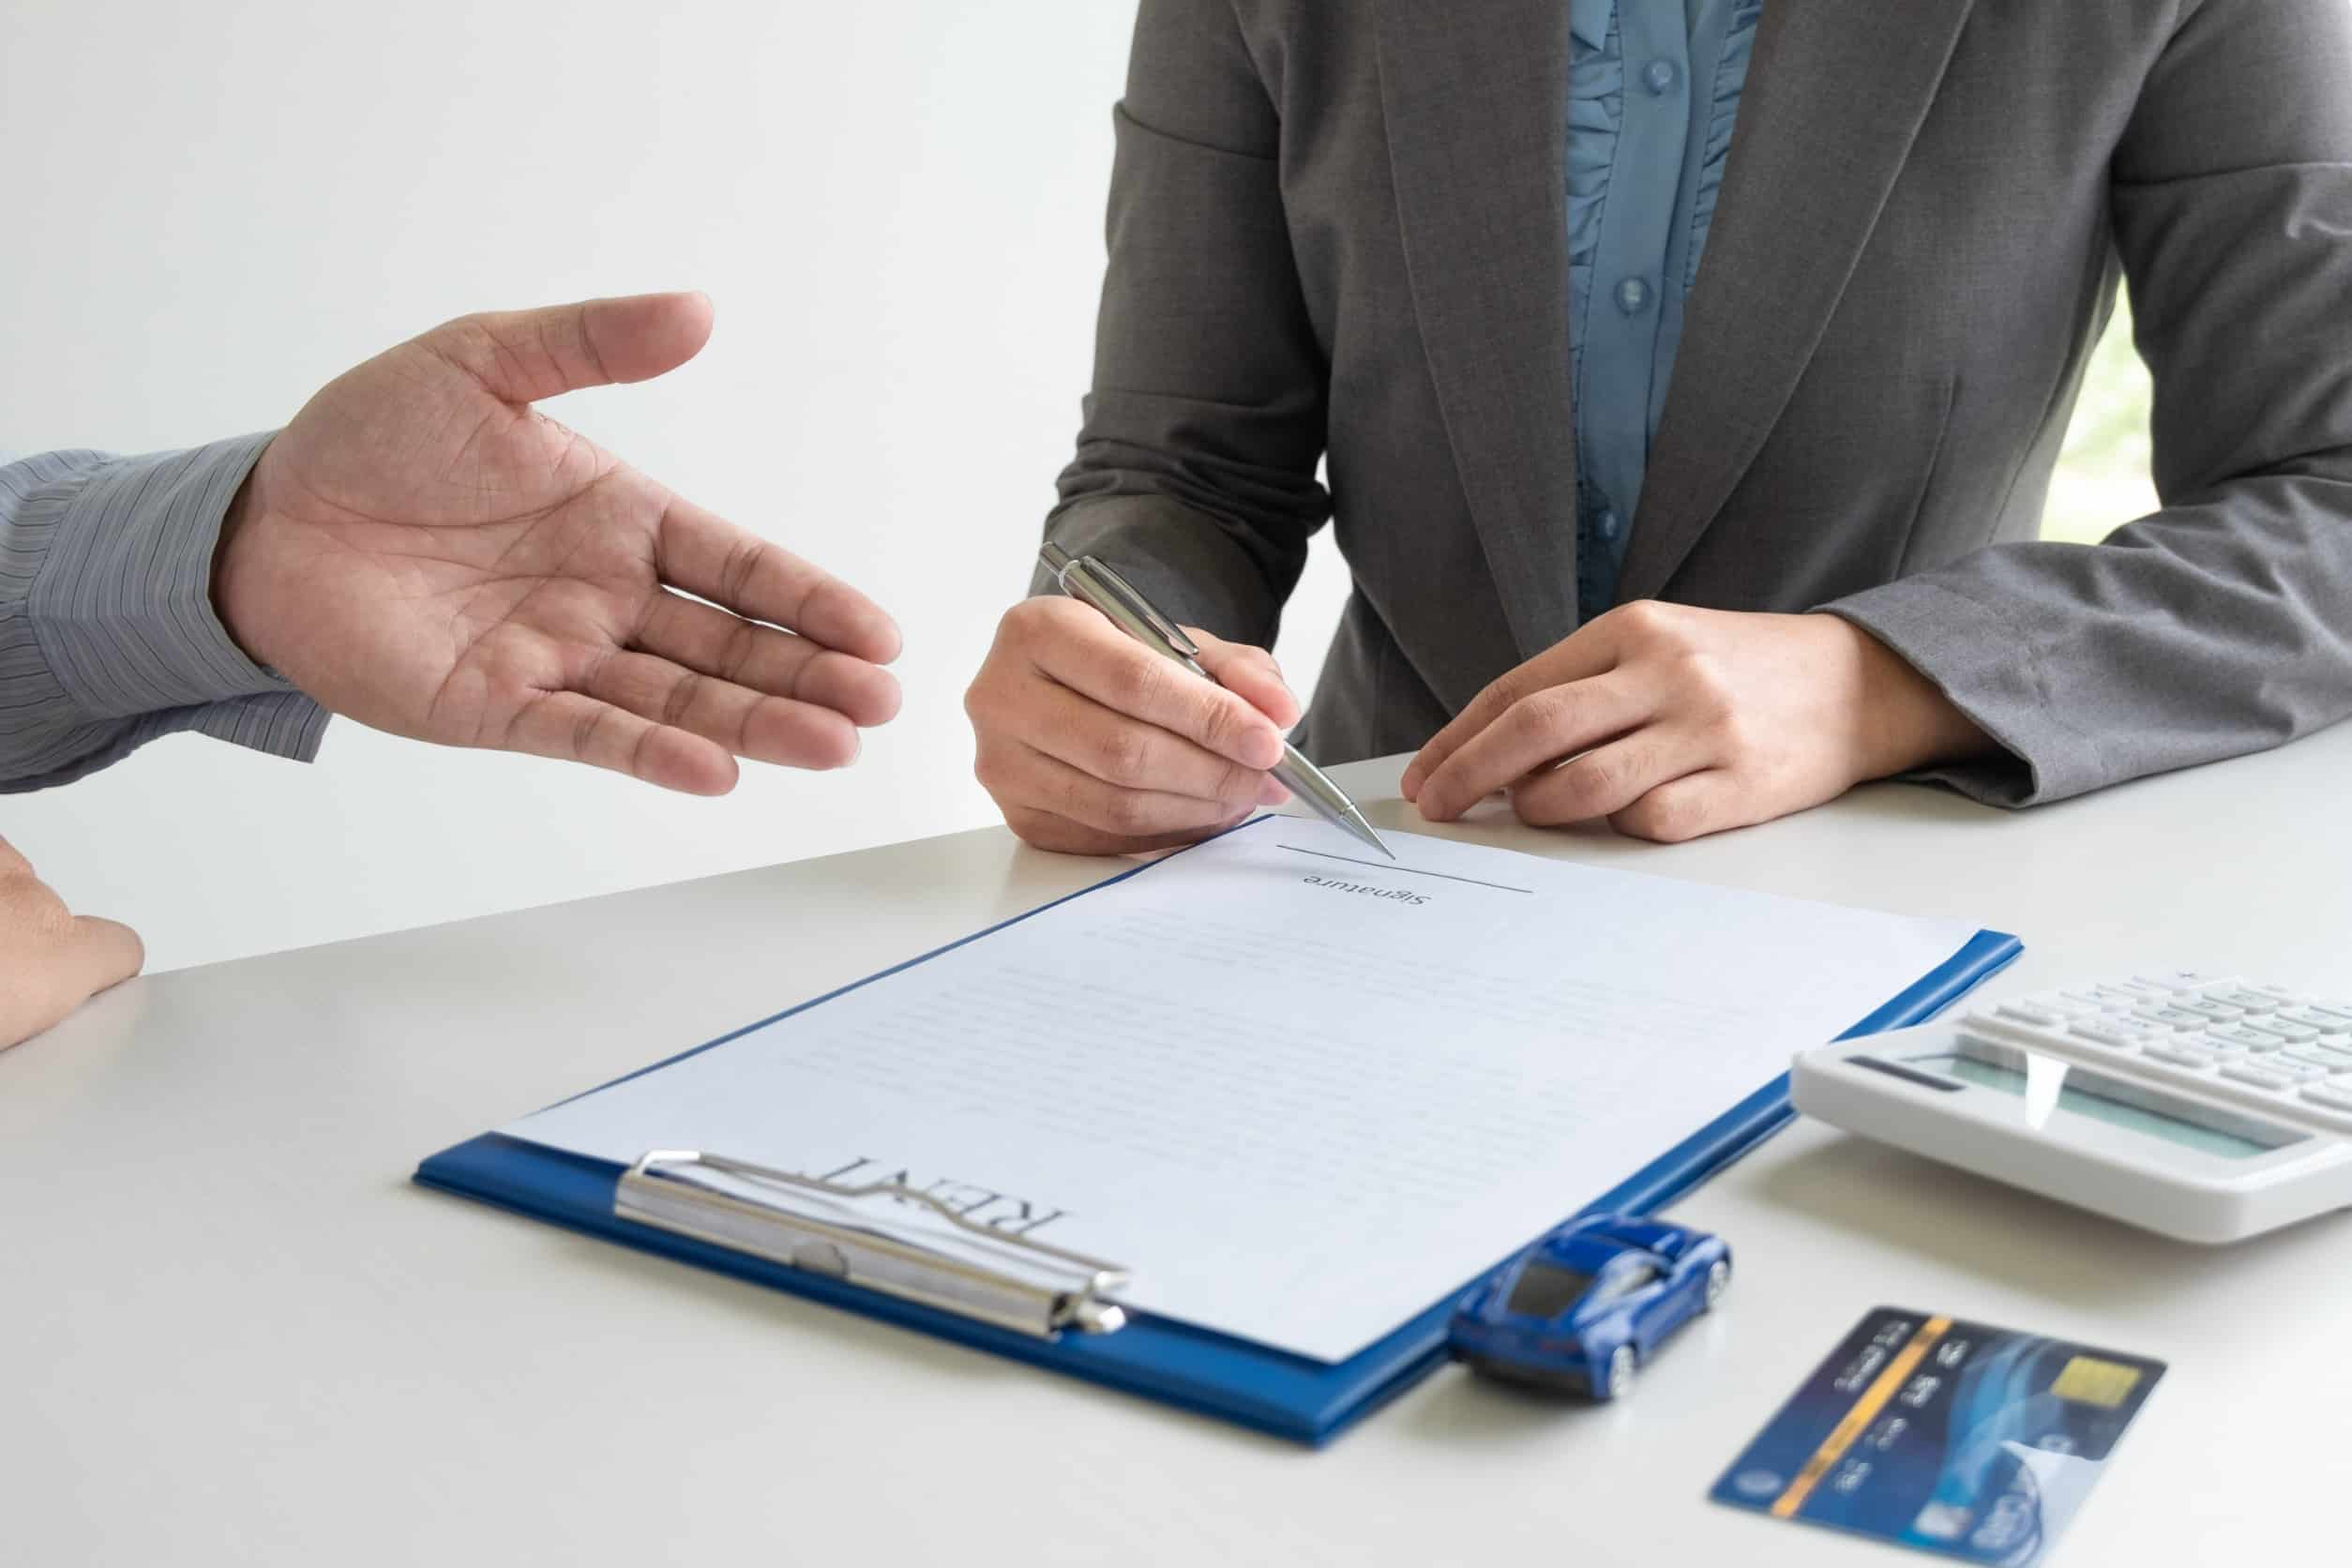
[{"xmin": 1404, "ymin": 602, "xmax": 1993, "ymax": 841}]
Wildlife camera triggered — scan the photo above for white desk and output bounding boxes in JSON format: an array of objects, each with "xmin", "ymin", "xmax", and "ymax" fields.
[{"xmin": 8, "ymin": 734, "xmax": 2350, "ymax": 1566}]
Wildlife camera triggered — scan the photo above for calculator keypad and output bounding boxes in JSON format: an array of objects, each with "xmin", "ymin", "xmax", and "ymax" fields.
[{"xmin": 1962, "ymin": 976, "xmax": 2352, "ymax": 1134}]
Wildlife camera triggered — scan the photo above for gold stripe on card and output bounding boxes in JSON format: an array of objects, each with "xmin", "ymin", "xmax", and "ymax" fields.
[{"xmin": 1769, "ymin": 1316, "xmax": 1952, "ymax": 1519}]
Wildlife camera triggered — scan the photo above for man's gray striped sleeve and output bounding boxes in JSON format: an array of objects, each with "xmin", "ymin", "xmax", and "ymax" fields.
[{"xmin": 0, "ymin": 434, "xmax": 329, "ymax": 792}]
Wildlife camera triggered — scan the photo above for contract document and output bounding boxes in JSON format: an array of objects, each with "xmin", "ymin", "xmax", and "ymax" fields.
[{"xmin": 507, "ymin": 816, "xmax": 1982, "ymax": 1363}]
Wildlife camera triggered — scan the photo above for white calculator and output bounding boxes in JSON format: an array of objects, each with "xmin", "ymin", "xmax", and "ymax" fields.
[{"xmin": 1792, "ymin": 972, "xmax": 2352, "ymax": 1244}]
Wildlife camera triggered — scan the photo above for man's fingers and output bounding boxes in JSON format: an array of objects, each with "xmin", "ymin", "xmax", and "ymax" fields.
[
  {"xmin": 1413, "ymin": 674, "xmax": 1653, "ymax": 822},
  {"xmin": 1507, "ymin": 731, "xmax": 1706, "ymax": 828},
  {"xmin": 432, "ymin": 292, "xmax": 716, "ymax": 405},
  {"xmin": 634, "ymin": 593, "xmax": 901, "ymax": 729},
  {"xmin": 654, "ymin": 496, "xmax": 902, "ymax": 665},
  {"xmin": 502, "ymin": 688, "xmax": 739, "ymax": 795},
  {"xmin": 1026, "ymin": 607, "xmax": 1285, "ymax": 772},
  {"xmin": 580, "ymin": 651, "xmax": 864, "ymax": 774},
  {"xmin": 1191, "ymin": 630, "xmax": 1301, "ymax": 730}
]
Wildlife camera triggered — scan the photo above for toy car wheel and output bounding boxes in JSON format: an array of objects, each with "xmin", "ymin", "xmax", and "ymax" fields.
[
  {"xmin": 1704, "ymin": 1259, "xmax": 1731, "ymax": 1308},
  {"xmin": 1604, "ymin": 1344, "xmax": 1636, "ymax": 1400}
]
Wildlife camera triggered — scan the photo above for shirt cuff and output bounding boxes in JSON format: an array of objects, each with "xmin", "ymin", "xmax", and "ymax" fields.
[
  {"xmin": 13, "ymin": 433, "xmax": 330, "ymax": 775},
  {"xmin": 27, "ymin": 431, "xmax": 307, "ymax": 710}
]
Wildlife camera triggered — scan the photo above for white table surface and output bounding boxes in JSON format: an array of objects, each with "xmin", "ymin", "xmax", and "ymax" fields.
[{"xmin": 8, "ymin": 734, "xmax": 2351, "ymax": 1566}]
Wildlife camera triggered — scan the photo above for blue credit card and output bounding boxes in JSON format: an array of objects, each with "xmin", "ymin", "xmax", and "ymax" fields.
[{"xmin": 1711, "ymin": 1306, "xmax": 2164, "ymax": 1564}]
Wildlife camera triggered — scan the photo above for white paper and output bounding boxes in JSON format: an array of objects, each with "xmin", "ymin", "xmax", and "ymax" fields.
[{"xmin": 508, "ymin": 818, "xmax": 1981, "ymax": 1363}]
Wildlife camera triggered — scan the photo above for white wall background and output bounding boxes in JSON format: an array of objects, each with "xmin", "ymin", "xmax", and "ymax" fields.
[{"xmin": 0, "ymin": 0, "xmax": 1355, "ymax": 972}]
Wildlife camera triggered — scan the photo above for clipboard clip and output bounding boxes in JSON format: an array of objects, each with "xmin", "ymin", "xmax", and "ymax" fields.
[{"xmin": 614, "ymin": 1151, "xmax": 1133, "ymax": 1339}]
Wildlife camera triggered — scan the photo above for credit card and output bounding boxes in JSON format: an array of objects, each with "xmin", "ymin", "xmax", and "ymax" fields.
[{"xmin": 1711, "ymin": 1306, "xmax": 2163, "ymax": 1564}]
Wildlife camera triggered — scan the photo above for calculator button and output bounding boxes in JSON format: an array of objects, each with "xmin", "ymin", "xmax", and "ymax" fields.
[
  {"xmin": 2304, "ymin": 1002, "xmax": 2352, "ymax": 1026},
  {"xmin": 2023, "ymin": 994, "xmax": 2102, "ymax": 1019},
  {"xmin": 2245, "ymin": 1018, "xmax": 2321, "ymax": 1045},
  {"xmin": 2208, "ymin": 1024, "xmax": 2284, "ymax": 1051},
  {"xmin": 2145, "ymin": 1043, "xmax": 2219, "ymax": 1069},
  {"xmin": 1996, "ymin": 1002, "xmax": 2068, "ymax": 1029},
  {"xmin": 2277, "ymin": 1006, "xmax": 2351, "ymax": 1035},
  {"xmin": 2132, "ymin": 1007, "xmax": 2205, "ymax": 1032},
  {"xmin": 2213, "ymin": 989, "xmax": 2283, "ymax": 1014},
  {"xmin": 2282, "ymin": 1045, "xmax": 2352, "ymax": 1072},
  {"xmin": 2058, "ymin": 989, "xmax": 2114, "ymax": 1012},
  {"xmin": 2301, "ymin": 1084, "xmax": 2352, "ymax": 1113},
  {"xmin": 1961, "ymin": 1012, "xmax": 2050, "ymax": 1046},
  {"xmin": 2223, "ymin": 1063, "xmax": 2295, "ymax": 1092},
  {"xmin": 2072, "ymin": 1019, "xmax": 2158, "ymax": 1048},
  {"xmin": 2095, "ymin": 982, "xmax": 2169, "ymax": 1004},
  {"xmin": 2178, "ymin": 999, "xmax": 2249, "ymax": 1023}
]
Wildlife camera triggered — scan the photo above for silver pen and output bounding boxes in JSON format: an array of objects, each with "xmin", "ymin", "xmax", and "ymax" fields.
[{"xmin": 1038, "ymin": 542, "xmax": 1395, "ymax": 859}]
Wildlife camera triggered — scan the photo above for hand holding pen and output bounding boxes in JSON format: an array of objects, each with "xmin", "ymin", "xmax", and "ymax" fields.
[
  {"xmin": 965, "ymin": 549, "xmax": 1365, "ymax": 858},
  {"xmin": 1035, "ymin": 547, "xmax": 1391, "ymax": 855}
]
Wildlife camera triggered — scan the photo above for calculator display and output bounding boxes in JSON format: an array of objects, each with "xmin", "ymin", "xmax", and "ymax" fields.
[{"xmin": 1908, "ymin": 1050, "xmax": 2299, "ymax": 1161}]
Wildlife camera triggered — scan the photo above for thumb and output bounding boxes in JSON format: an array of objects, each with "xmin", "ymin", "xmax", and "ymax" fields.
[
  {"xmin": 4, "ymin": 913, "xmax": 144, "ymax": 1050},
  {"xmin": 60, "ymin": 914, "xmax": 145, "ymax": 1003},
  {"xmin": 428, "ymin": 291, "xmax": 716, "ymax": 406},
  {"xmin": 1190, "ymin": 629, "xmax": 1302, "ymax": 730}
]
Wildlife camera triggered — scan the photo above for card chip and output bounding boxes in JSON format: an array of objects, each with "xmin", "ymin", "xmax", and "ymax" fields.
[{"xmin": 2051, "ymin": 1355, "xmax": 2141, "ymax": 1408}]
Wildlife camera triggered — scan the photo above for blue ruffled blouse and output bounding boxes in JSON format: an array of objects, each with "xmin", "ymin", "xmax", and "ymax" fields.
[{"xmin": 1567, "ymin": 0, "xmax": 1763, "ymax": 620}]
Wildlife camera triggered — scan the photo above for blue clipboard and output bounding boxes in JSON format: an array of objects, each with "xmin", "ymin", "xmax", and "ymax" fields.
[{"xmin": 416, "ymin": 829, "xmax": 2020, "ymax": 1446}]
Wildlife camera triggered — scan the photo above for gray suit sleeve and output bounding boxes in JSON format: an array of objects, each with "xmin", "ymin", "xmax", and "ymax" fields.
[
  {"xmin": 1033, "ymin": 0, "xmax": 1333, "ymax": 647},
  {"xmin": 1825, "ymin": 0, "xmax": 2352, "ymax": 807},
  {"xmin": 0, "ymin": 434, "xmax": 329, "ymax": 792}
]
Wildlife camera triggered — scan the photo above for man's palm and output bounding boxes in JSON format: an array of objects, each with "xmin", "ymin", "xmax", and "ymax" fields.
[{"xmin": 215, "ymin": 292, "xmax": 901, "ymax": 794}]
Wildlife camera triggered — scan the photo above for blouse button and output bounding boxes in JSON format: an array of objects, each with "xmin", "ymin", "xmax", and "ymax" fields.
[{"xmin": 1644, "ymin": 59, "xmax": 1678, "ymax": 95}]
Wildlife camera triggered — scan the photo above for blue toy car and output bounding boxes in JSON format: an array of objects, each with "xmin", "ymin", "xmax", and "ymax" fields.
[{"xmin": 1448, "ymin": 1214, "xmax": 1731, "ymax": 1399}]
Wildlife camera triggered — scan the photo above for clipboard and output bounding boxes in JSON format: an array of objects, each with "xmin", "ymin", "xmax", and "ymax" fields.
[{"xmin": 416, "ymin": 837, "xmax": 2019, "ymax": 1444}]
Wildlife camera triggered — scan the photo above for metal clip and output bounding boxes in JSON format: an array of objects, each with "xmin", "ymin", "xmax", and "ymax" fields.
[{"xmin": 615, "ymin": 1151, "xmax": 1132, "ymax": 1339}]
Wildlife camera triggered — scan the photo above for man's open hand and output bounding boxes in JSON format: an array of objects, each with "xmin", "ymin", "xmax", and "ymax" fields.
[
  {"xmin": 1, "ymin": 836, "xmax": 142, "ymax": 1050},
  {"xmin": 214, "ymin": 292, "xmax": 902, "ymax": 794}
]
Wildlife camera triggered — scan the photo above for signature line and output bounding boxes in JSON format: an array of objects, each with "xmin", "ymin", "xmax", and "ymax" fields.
[{"xmin": 1277, "ymin": 844, "xmax": 1534, "ymax": 895}]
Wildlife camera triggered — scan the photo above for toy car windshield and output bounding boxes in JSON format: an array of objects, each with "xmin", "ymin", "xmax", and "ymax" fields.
[{"xmin": 1504, "ymin": 1261, "xmax": 1595, "ymax": 1319}]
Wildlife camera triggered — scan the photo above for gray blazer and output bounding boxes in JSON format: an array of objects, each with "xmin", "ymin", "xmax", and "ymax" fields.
[{"xmin": 1035, "ymin": 0, "xmax": 2352, "ymax": 806}]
